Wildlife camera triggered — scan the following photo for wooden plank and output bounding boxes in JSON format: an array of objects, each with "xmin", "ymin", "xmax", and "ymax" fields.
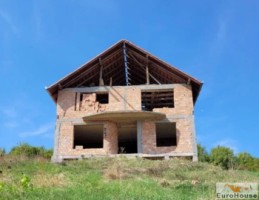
[
  {"xmin": 129, "ymin": 48, "xmax": 188, "ymax": 82},
  {"xmin": 146, "ymin": 65, "xmax": 150, "ymax": 84},
  {"xmin": 63, "ymin": 63, "xmax": 99, "ymax": 87},
  {"xmin": 143, "ymin": 102, "xmax": 174, "ymax": 107},
  {"xmin": 187, "ymin": 78, "xmax": 191, "ymax": 85},
  {"xmin": 103, "ymin": 63, "xmax": 124, "ymax": 77},
  {"xmin": 102, "ymin": 55, "xmax": 123, "ymax": 70},
  {"xmin": 99, "ymin": 58, "xmax": 104, "ymax": 86},
  {"xmin": 77, "ymin": 72, "xmax": 99, "ymax": 87},
  {"xmin": 146, "ymin": 55, "xmax": 150, "ymax": 84},
  {"xmin": 109, "ymin": 77, "xmax": 112, "ymax": 86}
]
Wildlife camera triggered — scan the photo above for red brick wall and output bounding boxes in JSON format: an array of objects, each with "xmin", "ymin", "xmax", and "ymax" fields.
[{"xmin": 55, "ymin": 84, "xmax": 195, "ymax": 157}]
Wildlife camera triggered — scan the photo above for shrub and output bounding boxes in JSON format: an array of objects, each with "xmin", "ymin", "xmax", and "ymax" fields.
[
  {"xmin": 42, "ymin": 149, "xmax": 53, "ymax": 159},
  {"xmin": 210, "ymin": 146, "xmax": 235, "ymax": 170},
  {"xmin": 10, "ymin": 143, "xmax": 53, "ymax": 159},
  {"xmin": 197, "ymin": 144, "xmax": 210, "ymax": 162},
  {"xmin": 236, "ymin": 152, "xmax": 255, "ymax": 171},
  {"xmin": 0, "ymin": 148, "xmax": 5, "ymax": 157}
]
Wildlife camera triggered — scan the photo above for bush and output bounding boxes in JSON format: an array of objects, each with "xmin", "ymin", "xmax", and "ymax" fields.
[
  {"xmin": 253, "ymin": 158, "xmax": 259, "ymax": 171},
  {"xmin": 9, "ymin": 143, "xmax": 53, "ymax": 159},
  {"xmin": 197, "ymin": 144, "xmax": 210, "ymax": 162},
  {"xmin": 0, "ymin": 148, "xmax": 5, "ymax": 156},
  {"xmin": 42, "ymin": 149, "xmax": 53, "ymax": 159},
  {"xmin": 236, "ymin": 152, "xmax": 256, "ymax": 171},
  {"xmin": 210, "ymin": 146, "xmax": 235, "ymax": 170}
]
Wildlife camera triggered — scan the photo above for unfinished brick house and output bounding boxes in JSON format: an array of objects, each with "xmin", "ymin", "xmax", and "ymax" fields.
[{"xmin": 46, "ymin": 40, "xmax": 203, "ymax": 162}]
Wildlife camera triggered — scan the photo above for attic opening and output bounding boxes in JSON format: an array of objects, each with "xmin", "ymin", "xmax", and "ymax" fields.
[
  {"xmin": 141, "ymin": 90, "xmax": 174, "ymax": 111},
  {"xmin": 77, "ymin": 92, "xmax": 109, "ymax": 111},
  {"xmin": 73, "ymin": 124, "xmax": 103, "ymax": 149},
  {"xmin": 156, "ymin": 122, "xmax": 177, "ymax": 147},
  {"xmin": 79, "ymin": 92, "xmax": 109, "ymax": 104},
  {"xmin": 96, "ymin": 93, "xmax": 108, "ymax": 104},
  {"xmin": 118, "ymin": 123, "xmax": 137, "ymax": 154}
]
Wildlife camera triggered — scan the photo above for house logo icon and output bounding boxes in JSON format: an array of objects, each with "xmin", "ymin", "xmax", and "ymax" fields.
[{"xmin": 216, "ymin": 182, "xmax": 258, "ymax": 199}]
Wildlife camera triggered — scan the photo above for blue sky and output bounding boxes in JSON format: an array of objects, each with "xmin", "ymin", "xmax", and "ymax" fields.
[{"xmin": 0, "ymin": 1, "xmax": 258, "ymax": 156}]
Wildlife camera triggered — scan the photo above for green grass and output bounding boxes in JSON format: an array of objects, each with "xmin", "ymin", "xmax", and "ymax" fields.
[{"xmin": 0, "ymin": 156, "xmax": 258, "ymax": 200}]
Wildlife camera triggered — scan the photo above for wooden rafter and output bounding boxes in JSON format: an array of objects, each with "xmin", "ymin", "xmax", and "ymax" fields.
[
  {"xmin": 63, "ymin": 63, "xmax": 99, "ymax": 87},
  {"xmin": 146, "ymin": 55, "xmax": 150, "ymax": 84},
  {"xmin": 46, "ymin": 40, "xmax": 202, "ymax": 104},
  {"xmin": 99, "ymin": 58, "xmax": 104, "ymax": 86},
  {"xmin": 128, "ymin": 52, "xmax": 161, "ymax": 84}
]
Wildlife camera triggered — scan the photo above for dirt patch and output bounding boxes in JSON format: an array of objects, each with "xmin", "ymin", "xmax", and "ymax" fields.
[{"xmin": 32, "ymin": 172, "xmax": 68, "ymax": 188}]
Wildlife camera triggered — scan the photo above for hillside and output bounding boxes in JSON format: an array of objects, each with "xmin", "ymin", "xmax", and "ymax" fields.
[{"xmin": 0, "ymin": 156, "xmax": 258, "ymax": 200}]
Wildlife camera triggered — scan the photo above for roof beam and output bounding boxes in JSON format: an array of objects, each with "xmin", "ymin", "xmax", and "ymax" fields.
[
  {"xmin": 129, "ymin": 48, "xmax": 187, "ymax": 83},
  {"xmin": 128, "ymin": 45, "xmax": 189, "ymax": 82},
  {"xmin": 76, "ymin": 72, "xmax": 99, "ymax": 87},
  {"xmin": 63, "ymin": 49, "xmax": 122, "ymax": 88},
  {"xmin": 123, "ymin": 42, "xmax": 129, "ymax": 86},
  {"xmin": 150, "ymin": 63, "xmax": 186, "ymax": 83},
  {"xmin": 99, "ymin": 58, "xmax": 104, "ymax": 86},
  {"xmin": 146, "ymin": 55, "xmax": 150, "ymax": 85},
  {"xmin": 62, "ymin": 63, "xmax": 99, "ymax": 87},
  {"xmin": 128, "ymin": 52, "xmax": 161, "ymax": 85}
]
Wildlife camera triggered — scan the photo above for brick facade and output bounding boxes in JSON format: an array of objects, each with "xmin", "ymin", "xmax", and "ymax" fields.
[{"xmin": 52, "ymin": 84, "xmax": 198, "ymax": 162}]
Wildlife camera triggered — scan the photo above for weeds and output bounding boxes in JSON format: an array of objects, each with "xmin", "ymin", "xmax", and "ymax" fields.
[{"xmin": 0, "ymin": 156, "xmax": 258, "ymax": 200}]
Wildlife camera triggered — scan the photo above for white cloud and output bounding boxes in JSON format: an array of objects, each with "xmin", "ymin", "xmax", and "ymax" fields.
[{"xmin": 19, "ymin": 123, "xmax": 54, "ymax": 138}]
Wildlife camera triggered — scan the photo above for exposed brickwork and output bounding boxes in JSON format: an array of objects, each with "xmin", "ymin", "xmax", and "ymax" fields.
[
  {"xmin": 53, "ymin": 84, "xmax": 197, "ymax": 161},
  {"xmin": 142, "ymin": 118, "xmax": 193, "ymax": 154},
  {"xmin": 153, "ymin": 84, "xmax": 193, "ymax": 115},
  {"xmin": 103, "ymin": 122, "xmax": 118, "ymax": 154}
]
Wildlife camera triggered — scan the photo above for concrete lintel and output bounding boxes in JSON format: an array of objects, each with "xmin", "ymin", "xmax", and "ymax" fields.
[
  {"xmin": 63, "ymin": 84, "xmax": 187, "ymax": 93},
  {"xmin": 57, "ymin": 118, "xmax": 85, "ymax": 124},
  {"xmin": 158, "ymin": 114, "xmax": 193, "ymax": 121},
  {"xmin": 56, "ymin": 118, "xmax": 121, "ymax": 125}
]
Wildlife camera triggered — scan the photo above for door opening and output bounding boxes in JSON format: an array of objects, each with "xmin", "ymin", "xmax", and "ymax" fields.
[{"xmin": 118, "ymin": 122, "xmax": 137, "ymax": 154}]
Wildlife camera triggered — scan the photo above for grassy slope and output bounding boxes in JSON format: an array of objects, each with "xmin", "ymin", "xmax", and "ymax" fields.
[{"xmin": 0, "ymin": 156, "xmax": 258, "ymax": 200}]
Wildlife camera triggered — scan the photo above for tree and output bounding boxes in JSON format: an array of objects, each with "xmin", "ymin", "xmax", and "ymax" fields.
[
  {"xmin": 197, "ymin": 144, "xmax": 210, "ymax": 162},
  {"xmin": 237, "ymin": 152, "xmax": 255, "ymax": 171},
  {"xmin": 210, "ymin": 146, "xmax": 235, "ymax": 170}
]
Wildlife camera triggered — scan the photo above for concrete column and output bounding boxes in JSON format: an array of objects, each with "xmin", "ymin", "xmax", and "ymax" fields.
[
  {"xmin": 51, "ymin": 120, "xmax": 63, "ymax": 163},
  {"xmin": 191, "ymin": 115, "xmax": 198, "ymax": 162},
  {"xmin": 137, "ymin": 120, "xmax": 143, "ymax": 153}
]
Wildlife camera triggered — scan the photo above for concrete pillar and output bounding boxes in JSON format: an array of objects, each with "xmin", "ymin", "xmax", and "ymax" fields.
[
  {"xmin": 137, "ymin": 120, "xmax": 143, "ymax": 153},
  {"xmin": 51, "ymin": 120, "xmax": 63, "ymax": 163},
  {"xmin": 191, "ymin": 115, "xmax": 198, "ymax": 162}
]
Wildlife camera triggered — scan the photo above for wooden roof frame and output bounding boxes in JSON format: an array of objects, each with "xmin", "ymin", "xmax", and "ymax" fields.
[{"xmin": 46, "ymin": 40, "xmax": 203, "ymax": 104}]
